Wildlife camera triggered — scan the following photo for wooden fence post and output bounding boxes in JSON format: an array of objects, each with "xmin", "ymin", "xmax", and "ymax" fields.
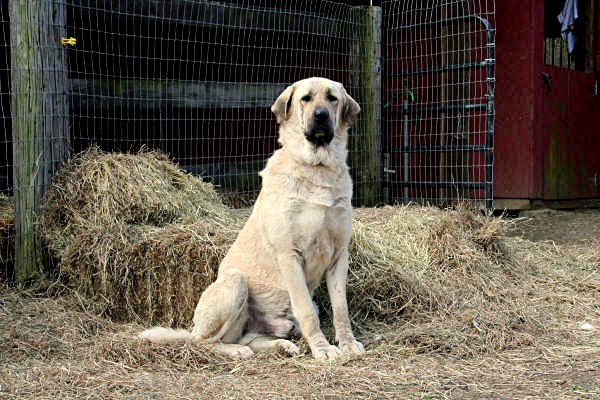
[
  {"xmin": 349, "ymin": 5, "xmax": 382, "ymax": 207},
  {"xmin": 9, "ymin": 0, "xmax": 70, "ymax": 284}
]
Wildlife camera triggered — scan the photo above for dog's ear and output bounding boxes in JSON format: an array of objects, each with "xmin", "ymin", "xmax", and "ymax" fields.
[
  {"xmin": 271, "ymin": 84, "xmax": 295, "ymax": 124},
  {"xmin": 342, "ymin": 89, "xmax": 361, "ymax": 125}
]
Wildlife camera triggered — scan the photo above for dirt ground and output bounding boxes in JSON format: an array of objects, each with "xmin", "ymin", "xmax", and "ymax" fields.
[{"xmin": 1, "ymin": 208, "xmax": 599, "ymax": 399}]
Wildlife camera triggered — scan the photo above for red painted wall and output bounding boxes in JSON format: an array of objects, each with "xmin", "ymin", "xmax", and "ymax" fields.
[
  {"xmin": 494, "ymin": 0, "xmax": 537, "ymax": 198},
  {"xmin": 494, "ymin": 0, "xmax": 600, "ymax": 201},
  {"xmin": 538, "ymin": 67, "xmax": 600, "ymax": 199}
]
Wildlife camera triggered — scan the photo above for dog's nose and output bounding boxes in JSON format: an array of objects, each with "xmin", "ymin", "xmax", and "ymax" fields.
[{"xmin": 313, "ymin": 108, "xmax": 329, "ymax": 122}]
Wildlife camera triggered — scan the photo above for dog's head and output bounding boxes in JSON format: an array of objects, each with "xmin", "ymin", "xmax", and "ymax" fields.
[{"xmin": 271, "ymin": 77, "xmax": 360, "ymax": 166}]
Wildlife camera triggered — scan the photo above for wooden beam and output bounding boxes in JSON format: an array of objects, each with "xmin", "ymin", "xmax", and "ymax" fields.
[
  {"xmin": 70, "ymin": 79, "xmax": 287, "ymax": 110},
  {"xmin": 10, "ymin": 0, "xmax": 70, "ymax": 284},
  {"xmin": 348, "ymin": 6, "xmax": 382, "ymax": 207},
  {"xmin": 71, "ymin": 0, "xmax": 348, "ymax": 37}
]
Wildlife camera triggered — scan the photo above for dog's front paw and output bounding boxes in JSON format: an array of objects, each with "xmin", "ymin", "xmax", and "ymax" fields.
[
  {"xmin": 338, "ymin": 338, "xmax": 365, "ymax": 355},
  {"xmin": 311, "ymin": 343, "xmax": 342, "ymax": 361}
]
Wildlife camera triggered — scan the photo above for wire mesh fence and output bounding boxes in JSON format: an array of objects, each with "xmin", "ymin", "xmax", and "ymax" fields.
[
  {"xmin": 0, "ymin": 0, "xmax": 382, "ymax": 282},
  {"xmin": 66, "ymin": 0, "xmax": 380, "ymax": 207},
  {"xmin": 382, "ymin": 0, "xmax": 495, "ymax": 209},
  {"xmin": 0, "ymin": 0, "xmax": 495, "ymax": 283}
]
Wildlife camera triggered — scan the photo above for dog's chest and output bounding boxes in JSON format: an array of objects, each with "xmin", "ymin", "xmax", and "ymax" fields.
[
  {"xmin": 294, "ymin": 200, "xmax": 351, "ymax": 290},
  {"xmin": 259, "ymin": 154, "xmax": 352, "ymax": 290}
]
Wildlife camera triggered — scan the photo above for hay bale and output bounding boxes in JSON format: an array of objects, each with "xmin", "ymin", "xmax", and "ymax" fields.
[
  {"xmin": 345, "ymin": 205, "xmax": 510, "ymax": 321},
  {"xmin": 315, "ymin": 205, "xmax": 537, "ymax": 355},
  {"xmin": 0, "ymin": 193, "xmax": 15, "ymax": 280},
  {"xmin": 40, "ymin": 147, "xmax": 240, "ymax": 325},
  {"xmin": 41, "ymin": 147, "xmax": 537, "ymax": 355},
  {"xmin": 40, "ymin": 146, "xmax": 234, "ymax": 255},
  {"xmin": 54, "ymin": 221, "xmax": 234, "ymax": 326}
]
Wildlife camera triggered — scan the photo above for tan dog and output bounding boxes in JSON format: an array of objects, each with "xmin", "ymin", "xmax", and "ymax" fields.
[{"xmin": 140, "ymin": 77, "xmax": 364, "ymax": 360}]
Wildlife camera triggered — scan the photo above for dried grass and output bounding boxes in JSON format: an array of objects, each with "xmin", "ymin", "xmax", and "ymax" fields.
[
  {"xmin": 39, "ymin": 147, "xmax": 241, "ymax": 326},
  {"xmin": 2, "ymin": 148, "xmax": 598, "ymax": 399},
  {"xmin": 0, "ymin": 193, "xmax": 15, "ymax": 280},
  {"xmin": 321, "ymin": 205, "xmax": 538, "ymax": 356},
  {"xmin": 1, "ymin": 277, "xmax": 598, "ymax": 399},
  {"xmin": 37, "ymin": 147, "xmax": 553, "ymax": 358}
]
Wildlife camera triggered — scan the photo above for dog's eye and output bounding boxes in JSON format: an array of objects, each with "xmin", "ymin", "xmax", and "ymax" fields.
[
  {"xmin": 301, "ymin": 95, "xmax": 312, "ymax": 102},
  {"xmin": 327, "ymin": 95, "xmax": 338, "ymax": 102}
]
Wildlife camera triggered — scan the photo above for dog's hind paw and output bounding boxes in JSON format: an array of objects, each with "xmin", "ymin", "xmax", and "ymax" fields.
[
  {"xmin": 275, "ymin": 339, "xmax": 301, "ymax": 356},
  {"xmin": 212, "ymin": 343, "xmax": 255, "ymax": 359},
  {"xmin": 232, "ymin": 345, "xmax": 255, "ymax": 359}
]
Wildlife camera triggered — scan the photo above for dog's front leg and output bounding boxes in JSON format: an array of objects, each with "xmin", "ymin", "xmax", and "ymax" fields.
[
  {"xmin": 277, "ymin": 253, "xmax": 342, "ymax": 360},
  {"xmin": 326, "ymin": 249, "xmax": 365, "ymax": 355}
]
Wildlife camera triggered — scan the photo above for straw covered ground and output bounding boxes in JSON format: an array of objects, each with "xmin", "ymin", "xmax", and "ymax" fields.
[{"xmin": 1, "ymin": 148, "xmax": 599, "ymax": 399}]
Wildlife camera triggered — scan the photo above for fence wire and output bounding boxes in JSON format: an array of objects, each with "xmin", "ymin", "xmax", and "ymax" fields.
[
  {"xmin": 1, "ymin": 0, "xmax": 496, "ymax": 282},
  {"xmin": 66, "ymin": 0, "xmax": 376, "ymax": 207},
  {"xmin": 382, "ymin": 0, "xmax": 495, "ymax": 209},
  {"xmin": 0, "ymin": 0, "xmax": 381, "ymax": 281}
]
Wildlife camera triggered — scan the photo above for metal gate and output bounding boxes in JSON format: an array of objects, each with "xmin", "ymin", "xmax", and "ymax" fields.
[{"xmin": 381, "ymin": 1, "xmax": 496, "ymax": 210}]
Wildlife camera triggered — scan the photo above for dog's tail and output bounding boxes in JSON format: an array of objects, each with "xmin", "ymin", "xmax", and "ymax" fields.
[{"xmin": 138, "ymin": 327, "xmax": 192, "ymax": 345}]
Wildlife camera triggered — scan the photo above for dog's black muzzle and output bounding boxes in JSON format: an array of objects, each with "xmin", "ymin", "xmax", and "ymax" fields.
[{"xmin": 305, "ymin": 108, "xmax": 334, "ymax": 147}]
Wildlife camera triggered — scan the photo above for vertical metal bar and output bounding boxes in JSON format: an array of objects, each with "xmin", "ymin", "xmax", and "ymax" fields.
[
  {"xmin": 485, "ymin": 21, "xmax": 495, "ymax": 211},
  {"xmin": 403, "ymin": 97, "xmax": 409, "ymax": 204},
  {"xmin": 485, "ymin": 100, "xmax": 494, "ymax": 211},
  {"xmin": 380, "ymin": 4, "xmax": 387, "ymax": 205},
  {"xmin": 382, "ymin": 153, "xmax": 390, "ymax": 204}
]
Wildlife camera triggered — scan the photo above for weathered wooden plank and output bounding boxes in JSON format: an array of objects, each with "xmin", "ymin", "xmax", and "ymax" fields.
[
  {"xmin": 10, "ymin": 0, "xmax": 70, "ymax": 284},
  {"xmin": 71, "ymin": 0, "xmax": 350, "ymax": 38},
  {"xmin": 348, "ymin": 6, "xmax": 382, "ymax": 207},
  {"xmin": 70, "ymin": 79, "xmax": 287, "ymax": 109}
]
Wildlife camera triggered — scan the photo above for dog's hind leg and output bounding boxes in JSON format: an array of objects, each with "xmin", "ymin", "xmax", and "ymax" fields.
[
  {"xmin": 190, "ymin": 269, "xmax": 254, "ymax": 359},
  {"xmin": 241, "ymin": 335, "xmax": 301, "ymax": 356}
]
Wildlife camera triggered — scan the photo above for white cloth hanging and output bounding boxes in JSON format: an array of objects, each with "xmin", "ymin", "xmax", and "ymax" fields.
[{"xmin": 558, "ymin": 0, "xmax": 579, "ymax": 54}]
